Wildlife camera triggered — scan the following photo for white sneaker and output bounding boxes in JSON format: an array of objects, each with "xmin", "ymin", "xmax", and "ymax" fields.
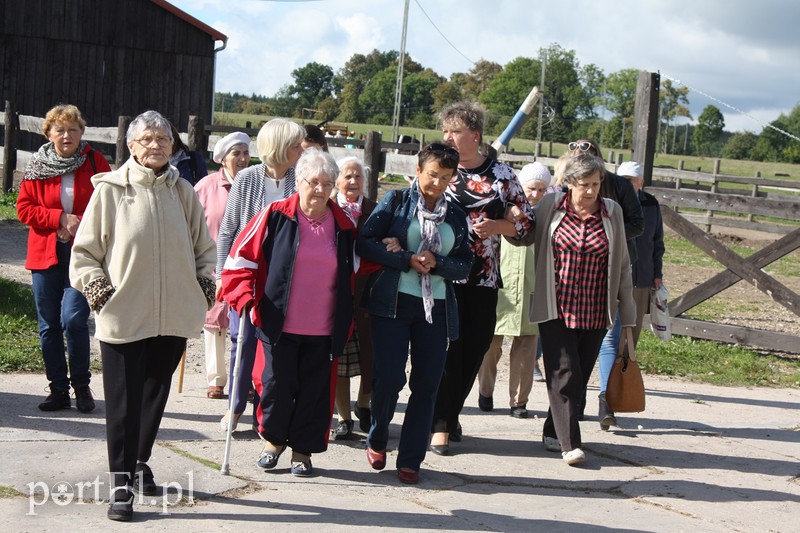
[
  {"xmin": 562, "ymin": 448, "xmax": 585, "ymax": 466},
  {"xmin": 542, "ymin": 435, "xmax": 561, "ymax": 452},
  {"xmin": 533, "ymin": 367, "xmax": 545, "ymax": 382}
]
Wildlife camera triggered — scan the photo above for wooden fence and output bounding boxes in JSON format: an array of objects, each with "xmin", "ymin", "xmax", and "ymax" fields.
[{"xmin": 3, "ymin": 107, "xmax": 799, "ymax": 354}]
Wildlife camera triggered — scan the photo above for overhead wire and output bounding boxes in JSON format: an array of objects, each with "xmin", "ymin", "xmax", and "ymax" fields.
[
  {"xmin": 661, "ymin": 73, "xmax": 800, "ymax": 143},
  {"xmin": 413, "ymin": 0, "xmax": 476, "ymax": 67}
]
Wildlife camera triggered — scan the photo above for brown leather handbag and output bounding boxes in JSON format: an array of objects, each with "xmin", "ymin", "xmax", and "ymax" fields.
[{"xmin": 606, "ymin": 327, "xmax": 645, "ymax": 413}]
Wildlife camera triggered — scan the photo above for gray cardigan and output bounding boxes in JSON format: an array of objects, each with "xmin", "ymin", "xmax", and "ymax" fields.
[{"xmin": 511, "ymin": 190, "xmax": 635, "ymax": 329}]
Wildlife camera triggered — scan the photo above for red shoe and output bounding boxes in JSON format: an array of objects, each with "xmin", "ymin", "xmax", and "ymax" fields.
[
  {"xmin": 397, "ymin": 468, "xmax": 419, "ymax": 484},
  {"xmin": 366, "ymin": 447, "xmax": 386, "ymax": 470}
]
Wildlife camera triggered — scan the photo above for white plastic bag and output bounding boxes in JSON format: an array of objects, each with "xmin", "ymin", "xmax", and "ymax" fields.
[{"xmin": 649, "ymin": 284, "xmax": 672, "ymax": 341}]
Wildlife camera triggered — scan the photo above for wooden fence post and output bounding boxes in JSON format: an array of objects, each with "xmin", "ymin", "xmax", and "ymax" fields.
[
  {"xmin": 3, "ymin": 100, "xmax": 18, "ymax": 192},
  {"xmin": 749, "ymin": 171, "xmax": 761, "ymax": 222},
  {"xmin": 363, "ymin": 131, "xmax": 382, "ymax": 202},
  {"xmin": 632, "ymin": 71, "xmax": 660, "ymax": 186},
  {"xmin": 115, "ymin": 116, "xmax": 131, "ymax": 168},
  {"xmin": 188, "ymin": 115, "xmax": 205, "ymax": 153},
  {"xmin": 706, "ymin": 159, "xmax": 721, "ymax": 233},
  {"xmin": 547, "ymin": 141, "xmax": 552, "ymax": 158}
]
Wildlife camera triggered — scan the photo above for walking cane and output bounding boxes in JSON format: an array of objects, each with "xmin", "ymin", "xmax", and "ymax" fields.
[
  {"xmin": 177, "ymin": 350, "xmax": 187, "ymax": 393},
  {"xmin": 221, "ymin": 309, "xmax": 248, "ymax": 475}
]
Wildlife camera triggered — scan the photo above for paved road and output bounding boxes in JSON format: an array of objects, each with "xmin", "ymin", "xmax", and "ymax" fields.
[{"xmin": 1, "ymin": 368, "xmax": 798, "ymax": 532}]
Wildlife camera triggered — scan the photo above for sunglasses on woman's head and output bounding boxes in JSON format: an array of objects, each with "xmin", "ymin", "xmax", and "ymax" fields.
[
  {"xmin": 424, "ymin": 143, "xmax": 460, "ymax": 163},
  {"xmin": 568, "ymin": 141, "xmax": 594, "ymax": 153}
]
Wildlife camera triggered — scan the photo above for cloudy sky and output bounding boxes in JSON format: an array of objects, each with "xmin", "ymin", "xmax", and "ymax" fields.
[{"xmin": 169, "ymin": 0, "xmax": 800, "ymax": 133}]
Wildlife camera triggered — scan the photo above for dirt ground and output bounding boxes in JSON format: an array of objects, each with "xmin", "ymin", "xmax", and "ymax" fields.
[{"xmin": 1, "ymin": 219, "xmax": 798, "ymax": 372}]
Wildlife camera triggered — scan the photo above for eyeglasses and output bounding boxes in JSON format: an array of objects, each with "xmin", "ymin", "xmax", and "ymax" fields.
[
  {"xmin": 134, "ymin": 135, "xmax": 172, "ymax": 148},
  {"xmin": 302, "ymin": 177, "xmax": 335, "ymax": 191},
  {"xmin": 423, "ymin": 143, "xmax": 460, "ymax": 164},
  {"xmin": 568, "ymin": 141, "xmax": 594, "ymax": 153}
]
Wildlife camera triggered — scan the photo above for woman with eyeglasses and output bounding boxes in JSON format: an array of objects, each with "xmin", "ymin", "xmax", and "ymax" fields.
[
  {"xmin": 221, "ymin": 149, "xmax": 357, "ymax": 478},
  {"xmin": 70, "ymin": 110, "xmax": 217, "ymax": 521},
  {"xmin": 215, "ymin": 118, "xmax": 305, "ymax": 433},
  {"xmin": 567, "ymin": 139, "xmax": 643, "ymax": 429},
  {"xmin": 430, "ymin": 101, "xmax": 534, "ymax": 454},
  {"xmin": 17, "ymin": 104, "xmax": 111, "ymax": 415},
  {"xmin": 356, "ymin": 143, "xmax": 473, "ymax": 483},
  {"xmin": 522, "ymin": 153, "xmax": 635, "ymax": 466}
]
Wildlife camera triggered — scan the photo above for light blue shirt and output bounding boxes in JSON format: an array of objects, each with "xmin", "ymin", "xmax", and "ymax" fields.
[{"xmin": 398, "ymin": 217, "xmax": 455, "ymax": 299}]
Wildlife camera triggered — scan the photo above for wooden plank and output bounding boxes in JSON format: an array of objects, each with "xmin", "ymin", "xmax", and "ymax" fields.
[
  {"xmin": 670, "ymin": 226, "xmax": 800, "ymax": 316},
  {"xmin": 632, "ymin": 71, "xmax": 659, "ymax": 185},
  {"xmin": 653, "ymin": 188, "xmax": 799, "ymax": 219},
  {"xmin": 677, "ymin": 213, "xmax": 796, "ymax": 235},
  {"xmin": 646, "ymin": 316, "xmax": 800, "ymax": 354},
  {"xmin": 662, "ymin": 206, "xmax": 800, "ymax": 316}
]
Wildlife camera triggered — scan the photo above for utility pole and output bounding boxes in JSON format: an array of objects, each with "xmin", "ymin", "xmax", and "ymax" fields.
[
  {"xmin": 536, "ymin": 49, "xmax": 546, "ymax": 142},
  {"xmin": 391, "ymin": 0, "xmax": 410, "ymax": 144}
]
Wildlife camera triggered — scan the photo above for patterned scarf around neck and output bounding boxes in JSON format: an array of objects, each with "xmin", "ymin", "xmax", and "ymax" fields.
[
  {"xmin": 415, "ymin": 184, "xmax": 448, "ymax": 323},
  {"xmin": 336, "ymin": 191, "xmax": 363, "ymax": 224},
  {"xmin": 24, "ymin": 140, "xmax": 89, "ymax": 181}
]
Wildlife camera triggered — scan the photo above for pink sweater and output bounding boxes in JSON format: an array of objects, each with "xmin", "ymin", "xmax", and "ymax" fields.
[{"xmin": 194, "ymin": 170, "xmax": 232, "ymax": 242}]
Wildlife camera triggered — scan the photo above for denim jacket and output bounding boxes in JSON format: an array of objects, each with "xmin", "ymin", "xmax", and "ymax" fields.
[{"xmin": 356, "ymin": 187, "xmax": 474, "ymax": 340}]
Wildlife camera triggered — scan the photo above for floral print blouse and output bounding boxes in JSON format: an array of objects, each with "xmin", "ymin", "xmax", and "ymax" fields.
[{"xmin": 445, "ymin": 158, "xmax": 534, "ymax": 288}]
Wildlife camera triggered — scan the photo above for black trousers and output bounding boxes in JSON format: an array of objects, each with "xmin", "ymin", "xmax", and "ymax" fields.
[
  {"xmin": 431, "ymin": 284, "xmax": 498, "ymax": 434},
  {"xmin": 539, "ymin": 319, "xmax": 605, "ymax": 452},
  {"xmin": 253, "ymin": 333, "xmax": 333, "ymax": 455},
  {"xmin": 100, "ymin": 336, "xmax": 185, "ymax": 490}
]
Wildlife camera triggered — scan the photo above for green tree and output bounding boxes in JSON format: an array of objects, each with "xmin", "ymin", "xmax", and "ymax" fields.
[
  {"xmin": 337, "ymin": 50, "xmax": 399, "ymax": 122},
  {"xmin": 721, "ymin": 131, "xmax": 758, "ymax": 160},
  {"xmin": 289, "ymin": 62, "xmax": 335, "ymax": 112},
  {"xmin": 659, "ymin": 79, "xmax": 692, "ymax": 153},
  {"xmin": 752, "ymin": 104, "xmax": 800, "ymax": 162},
  {"xmin": 692, "ymin": 105, "xmax": 725, "ymax": 156}
]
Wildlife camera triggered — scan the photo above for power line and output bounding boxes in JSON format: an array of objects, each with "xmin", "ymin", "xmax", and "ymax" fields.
[
  {"xmin": 661, "ymin": 73, "xmax": 800, "ymax": 143},
  {"xmin": 413, "ymin": 0, "xmax": 475, "ymax": 67}
]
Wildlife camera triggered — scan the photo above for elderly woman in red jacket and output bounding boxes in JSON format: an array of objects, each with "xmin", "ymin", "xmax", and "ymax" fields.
[
  {"xmin": 221, "ymin": 148, "xmax": 356, "ymax": 478},
  {"xmin": 17, "ymin": 103, "xmax": 111, "ymax": 413}
]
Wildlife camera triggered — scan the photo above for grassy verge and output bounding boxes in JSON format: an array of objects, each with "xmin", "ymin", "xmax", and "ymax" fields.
[
  {"xmin": 0, "ymin": 190, "xmax": 20, "ymax": 223},
  {"xmin": 0, "ymin": 277, "xmax": 42, "ymax": 372},
  {"xmin": 637, "ymin": 330, "xmax": 800, "ymax": 387}
]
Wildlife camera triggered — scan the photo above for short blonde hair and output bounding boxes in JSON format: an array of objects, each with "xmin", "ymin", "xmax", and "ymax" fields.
[
  {"xmin": 256, "ymin": 118, "xmax": 305, "ymax": 166},
  {"xmin": 42, "ymin": 104, "xmax": 86, "ymax": 137}
]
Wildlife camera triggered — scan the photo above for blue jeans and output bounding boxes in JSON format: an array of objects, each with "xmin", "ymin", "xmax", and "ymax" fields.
[
  {"xmin": 598, "ymin": 312, "xmax": 621, "ymax": 394},
  {"xmin": 31, "ymin": 241, "xmax": 91, "ymax": 392},
  {"xmin": 368, "ymin": 293, "xmax": 448, "ymax": 471},
  {"xmin": 228, "ymin": 307, "xmax": 257, "ymax": 415}
]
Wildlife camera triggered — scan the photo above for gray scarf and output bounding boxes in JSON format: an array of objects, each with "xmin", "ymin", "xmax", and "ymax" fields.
[
  {"xmin": 24, "ymin": 141, "xmax": 89, "ymax": 181},
  {"xmin": 415, "ymin": 184, "xmax": 448, "ymax": 323}
]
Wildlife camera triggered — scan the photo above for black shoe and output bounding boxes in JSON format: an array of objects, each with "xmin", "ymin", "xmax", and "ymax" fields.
[
  {"xmin": 598, "ymin": 393, "xmax": 617, "ymax": 431},
  {"xmin": 133, "ymin": 463, "xmax": 157, "ymax": 496},
  {"xmin": 478, "ymin": 394, "xmax": 493, "ymax": 412},
  {"xmin": 429, "ymin": 444, "xmax": 449, "ymax": 456},
  {"xmin": 333, "ymin": 419, "xmax": 354, "ymax": 440},
  {"xmin": 107, "ymin": 490, "xmax": 134, "ymax": 522},
  {"xmin": 449, "ymin": 422, "xmax": 462, "ymax": 442},
  {"xmin": 38, "ymin": 389, "xmax": 71, "ymax": 411},
  {"xmin": 510, "ymin": 405, "xmax": 528, "ymax": 419},
  {"xmin": 354, "ymin": 405, "xmax": 371, "ymax": 433},
  {"xmin": 74, "ymin": 385, "xmax": 96, "ymax": 413}
]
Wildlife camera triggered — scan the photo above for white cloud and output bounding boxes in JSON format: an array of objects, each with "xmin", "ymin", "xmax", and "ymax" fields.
[{"xmin": 168, "ymin": 0, "xmax": 800, "ymax": 132}]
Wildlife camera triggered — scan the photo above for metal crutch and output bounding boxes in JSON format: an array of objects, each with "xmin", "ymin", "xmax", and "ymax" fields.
[{"xmin": 221, "ymin": 309, "xmax": 248, "ymax": 475}]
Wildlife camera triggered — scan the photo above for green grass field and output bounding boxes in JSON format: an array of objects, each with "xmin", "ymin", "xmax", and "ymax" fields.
[{"xmin": 214, "ymin": 112, "xmax": 799, "ymax": 181}]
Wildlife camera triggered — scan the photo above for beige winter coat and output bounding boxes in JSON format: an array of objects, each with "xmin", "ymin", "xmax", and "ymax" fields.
[{"xmin": 70, "ymin": 157, "xmax": 216, "ymax": 343}]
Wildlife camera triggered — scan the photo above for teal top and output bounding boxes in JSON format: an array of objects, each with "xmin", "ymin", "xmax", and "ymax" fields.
[{"xmin": 398, "ymin": 218, "xmax": 455, "ymax": 300}]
